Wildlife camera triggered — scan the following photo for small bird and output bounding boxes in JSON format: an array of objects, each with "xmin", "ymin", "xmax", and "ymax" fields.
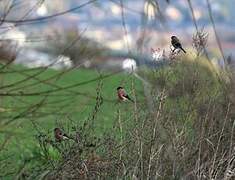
[
  {"xmin": 54, "ymin": 128, "xmax": 70, "ymax": 142},
  {"xmin": 117, "ymin": 87, "xmax": 134, "ymax": 103},
  {"xmin": 171, "ymin": 36, "xmax": 186, "ymax": 53}
]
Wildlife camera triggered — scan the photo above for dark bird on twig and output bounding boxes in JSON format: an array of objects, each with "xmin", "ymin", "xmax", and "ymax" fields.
[
  {"xmin": 117, "ymin": 87, "xmax": 134, "ymax": 103},
  {"xmin": 171, "ymin": 36, "xmax": 186, "ymax": 53},
  {"xmin": 54, "ymin": 128, "xmax": 70, "ymax": 142}
]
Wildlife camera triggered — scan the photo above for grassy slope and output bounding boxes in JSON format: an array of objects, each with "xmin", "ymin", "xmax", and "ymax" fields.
[
  {"xmin": 0, "ymin": 65, "xmax": 142, "ymax": 178},
  {"xmin": 1, "ymin": 58, "xmax": 229, "ymax": 179}
]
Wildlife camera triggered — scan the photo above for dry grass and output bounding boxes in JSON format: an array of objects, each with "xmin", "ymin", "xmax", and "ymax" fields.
[{"xmin": 24, "ymin": 56, "xmax": 235, "ymax": 180}]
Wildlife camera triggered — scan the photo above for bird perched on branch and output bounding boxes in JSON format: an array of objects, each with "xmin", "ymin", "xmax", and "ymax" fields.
[
  {"xmin": 171, "ymin": 36, "xmax": 186, "ymax": 53},
  {"xmin": 54, "ymin": 128, "xmax": 70, "ymax": 142},
  {"xmin": 117, "ymin": 87, "xmax": 134, "ymax": 103}
]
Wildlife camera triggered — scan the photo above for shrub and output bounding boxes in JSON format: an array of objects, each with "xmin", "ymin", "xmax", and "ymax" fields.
[{"xmin": 33, "ymin": 57, "xmax": 235, "ymax": 179}]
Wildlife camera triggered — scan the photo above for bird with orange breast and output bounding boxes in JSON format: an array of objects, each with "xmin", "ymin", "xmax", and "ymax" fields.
[{"xmin": 117, "ymin": 87, "xmax": 134, "ymax": 103}]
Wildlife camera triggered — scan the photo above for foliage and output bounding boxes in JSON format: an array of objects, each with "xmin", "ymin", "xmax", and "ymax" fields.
[
  {"xmin": 47, "ymin": 28, "xmax": 107, "ymax": 66},
  {"xmin": 1, "ymin": 57, "xmax": 232, "ymax": 179}
]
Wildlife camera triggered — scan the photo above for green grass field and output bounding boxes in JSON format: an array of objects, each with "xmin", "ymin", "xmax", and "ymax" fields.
[
  {"xmin": 0, "ymin": 65, "xmax": 142, "ymax": 178},
  {"xmin": 1, "ymin": 59, "xmax": 233, "ymax": 179}
]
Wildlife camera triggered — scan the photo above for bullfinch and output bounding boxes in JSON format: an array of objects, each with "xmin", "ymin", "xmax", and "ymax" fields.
[{"xmin": 117, "ymin": 87, "xmax": 134, "ymax": 103}]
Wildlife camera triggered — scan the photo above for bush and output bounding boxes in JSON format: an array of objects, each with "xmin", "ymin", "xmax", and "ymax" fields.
[
  {"xmin": 47, "ymin": 28, "xmax": 107, "ymax": 66},
  {"xmin": 29, "ymin": 57, "xmax": 235, "ymax": 179}
]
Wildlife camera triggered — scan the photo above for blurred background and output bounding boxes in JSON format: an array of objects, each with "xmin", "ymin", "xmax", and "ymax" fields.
[{"xmin": 0, "ymin": 0, "xmax": 234, "ymax": 70}]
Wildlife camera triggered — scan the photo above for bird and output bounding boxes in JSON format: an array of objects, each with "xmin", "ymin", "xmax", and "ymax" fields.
[
  {"xmin": 54, "ymin": 128, "xmax": 70, "ymax": 142},
  {"xmin": 117, "ymin": 87, "xmax": 134, "ymax": 103},
  {"xmin": 171, "ymin": 36, "xmax": 186, "ymax": 53}
]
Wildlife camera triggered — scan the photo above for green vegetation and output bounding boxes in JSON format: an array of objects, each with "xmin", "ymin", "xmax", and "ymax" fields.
[
  {"xmin": 0, "ymin": 57, "xmax": 234, "ymax": 179},
  {"xmin": 0, "ymin": 65, "xmax": 141, "ymax": 179}
]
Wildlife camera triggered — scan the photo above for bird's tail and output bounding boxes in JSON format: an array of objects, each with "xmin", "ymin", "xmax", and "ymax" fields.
[
  {"xmin": 126, "ymin": 96, "xmax": 134, "ymax": 103},
  {"xmin": 63, "ymin": 133, "xmax": 75, "ymax": 141},
  {"xmin": 62, "ymin": 135, "xmax": 70, "ymax": 140},
  {"xmin": 180, "ymin": 47, "xmax": 186, "ymax": 53}
]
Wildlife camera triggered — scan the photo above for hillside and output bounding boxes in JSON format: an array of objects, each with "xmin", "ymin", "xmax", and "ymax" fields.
[{"xmin": 0, "ymin": 65, "xmax": 142, "ymax": 179}]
